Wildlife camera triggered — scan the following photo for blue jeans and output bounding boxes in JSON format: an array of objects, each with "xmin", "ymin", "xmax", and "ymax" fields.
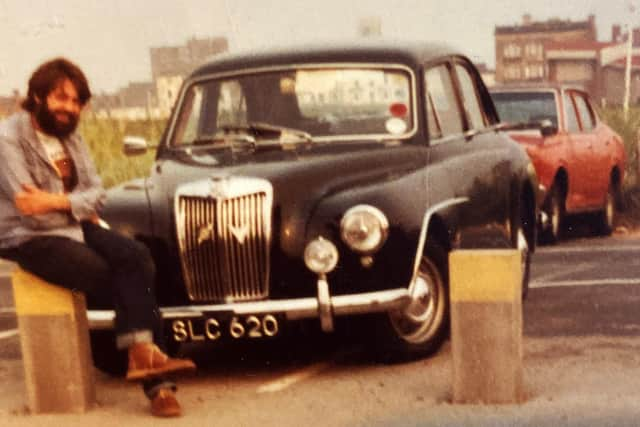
[{"xmin": 0, "ymin": 221, "xmax": 174, "ymax": 399}]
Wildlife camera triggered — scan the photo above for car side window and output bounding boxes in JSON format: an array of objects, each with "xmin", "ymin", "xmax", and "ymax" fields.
[
  {"xmin": 454, "ymin": 64, "xmax": 486, "ymax": 130},
  {"xmin": 425, "ymin": 65, "xmax": 463, "ymax": 139},
  {"xmin": 563, "ymin": 92, "xmax": 580, "ymax": 133},
  {"xmin": 573, "ymin": 93, "xmax": 595, "ymax": 132}
]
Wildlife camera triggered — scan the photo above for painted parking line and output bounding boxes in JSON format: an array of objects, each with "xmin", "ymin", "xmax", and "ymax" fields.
[
  {"xmin": 537, "ymin": 244, "xmax": 640, "ymax": 254},
  {"xmin": 531, "ymin": 263, "xmax": 592, "ymax": 285},
  {"xmin": 257, "ymin": 362, "xmax": 330, "ymax": 394},
  {"xmin": 531, "ymin": 278, "xmax": 640, "ymax": 289},
  {"xmin": 0, "ymin": 329, "xmax": 18, "ymax": 340}
]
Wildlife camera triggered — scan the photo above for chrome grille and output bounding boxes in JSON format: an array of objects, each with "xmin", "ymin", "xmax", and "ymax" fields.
[{"xmin": 175, "ymin": 177, "xmax": 272, "ymax": 302}]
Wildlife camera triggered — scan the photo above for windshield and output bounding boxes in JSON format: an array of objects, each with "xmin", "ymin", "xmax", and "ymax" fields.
[
  {"xmin": 491, "ymin": 91, "xmax": 558, "ymax": 128},
  {"xmin": 170, "ymin": 66, "xmax": 414, "ymax": 146}
]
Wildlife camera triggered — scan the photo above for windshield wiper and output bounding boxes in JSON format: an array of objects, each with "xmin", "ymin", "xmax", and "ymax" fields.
[
  {"xmin": 187, "ymin": 133, "xmax": 256, "ymax": 147},
  {"xmin": 218, "ymin": 122, "xmax": 313, "ymax": 143}
]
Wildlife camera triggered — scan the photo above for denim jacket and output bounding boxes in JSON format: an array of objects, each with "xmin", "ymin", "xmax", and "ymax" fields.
[{"xmin": 0, "ymin": 112, "xmax": 106, "ymax": 248}]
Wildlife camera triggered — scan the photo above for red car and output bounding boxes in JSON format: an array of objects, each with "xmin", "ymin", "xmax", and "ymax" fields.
[{"xmin": 491, "ymin": 85, "xmax": 625, "ymax": 242}]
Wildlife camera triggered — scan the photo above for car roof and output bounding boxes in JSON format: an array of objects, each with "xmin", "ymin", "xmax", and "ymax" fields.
[
  {"xmin": 190, "ymin": 40, "xmax": 464, "ymax": 77},
  {"xmin": 490, "ymin": 82, "xmax": 586, "ymax": 93}
]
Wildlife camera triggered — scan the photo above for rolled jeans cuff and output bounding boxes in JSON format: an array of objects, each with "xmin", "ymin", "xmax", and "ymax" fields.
[{"xmin": 116, "ymin": 329, "xmax": 153, "ymax": 349}]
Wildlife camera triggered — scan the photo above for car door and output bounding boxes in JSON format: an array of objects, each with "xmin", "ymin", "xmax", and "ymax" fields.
[
  {"xmin": 562, "ymin": 90, "xmax": 593, "ymax": 211},
  {"xmin": 572, "ymin": 91, "xmax": 608, "ymax": 206},
  {"xmin": 425, "ymin": 58, "xmax": 511, "ymax": 249}
]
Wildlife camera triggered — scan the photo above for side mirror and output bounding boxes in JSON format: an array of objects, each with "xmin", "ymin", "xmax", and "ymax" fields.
[
  {"xmin": 539, "ymin": 120, "xmax": 558, "ymax": 138},
  {"xmin": 123, "ymin": 135, "xmax": 149, "ymax": 156}
]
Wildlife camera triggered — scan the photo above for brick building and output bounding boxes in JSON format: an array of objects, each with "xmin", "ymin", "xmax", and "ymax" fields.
[
  {"xmin": 494, "ymin": 14, "xmax": 597, "ymax": 84},
  {"xmin": 494, "ymin": 14, "xmax": 640, "ymax": 105}
]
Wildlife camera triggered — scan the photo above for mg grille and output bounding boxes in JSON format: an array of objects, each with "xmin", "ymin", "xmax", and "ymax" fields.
[{"xmin": 176, "ymin": 190, "xmax": 271, "ymax": 302}]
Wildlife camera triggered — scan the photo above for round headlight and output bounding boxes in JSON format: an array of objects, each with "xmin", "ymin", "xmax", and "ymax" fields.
[
  {"xmin": 304, "ymin": 237, "xmax": 339, "ymax": 274},
  {"xmin": 340, "ymin": 205, "xmax": 389, "ymax": 254}
]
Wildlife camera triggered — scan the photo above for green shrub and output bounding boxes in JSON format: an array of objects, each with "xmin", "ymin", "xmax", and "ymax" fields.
[{"xmin": 597, "ymin": 106, "xmax": 640, "ymax": 190}]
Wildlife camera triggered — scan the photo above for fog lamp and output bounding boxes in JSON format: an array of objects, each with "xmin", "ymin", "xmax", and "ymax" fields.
[{"xmin": 304, "ymin": 237, "xmax": 339, "ymax": 274}]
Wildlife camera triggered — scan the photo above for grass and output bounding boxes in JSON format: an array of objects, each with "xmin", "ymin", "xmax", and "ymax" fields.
[{"xmin": 78, "ymin": 116, "xmax": 167, "ymax": 189}]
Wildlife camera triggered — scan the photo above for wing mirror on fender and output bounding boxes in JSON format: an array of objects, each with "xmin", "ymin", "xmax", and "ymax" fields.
[
  {"xmin": 123, "ymin": 135, "xmax": 156, "ymax": 156},
  {"xmin": 539, "ymin": 119, "xmax": 558, "ymax": 138}
]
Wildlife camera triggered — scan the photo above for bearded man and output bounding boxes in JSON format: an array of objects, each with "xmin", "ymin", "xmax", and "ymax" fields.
[{"xmin": 0, "ymin": 58, "xmax": 195, "ymax": 417}]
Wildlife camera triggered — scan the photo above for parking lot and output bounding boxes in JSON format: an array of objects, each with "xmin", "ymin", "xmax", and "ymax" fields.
[{"xmin": 1, "ymin": 231, "xmax": 640, "ymax": 426}]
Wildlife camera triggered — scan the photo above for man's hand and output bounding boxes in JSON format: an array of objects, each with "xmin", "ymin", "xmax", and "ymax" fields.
[{"xmin": 14, "ymin": 184, "xmax": 71, "ymax": 216}]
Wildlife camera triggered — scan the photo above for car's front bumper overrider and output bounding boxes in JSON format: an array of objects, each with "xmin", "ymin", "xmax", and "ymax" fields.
[{"xmin": 87, "ymin": 287, "xmax": 412, "ymax": 332}]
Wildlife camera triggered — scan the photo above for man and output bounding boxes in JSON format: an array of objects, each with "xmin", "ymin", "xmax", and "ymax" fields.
[{"xmin": 0, "ymin": 58, "xmax": 195, "ymax": 417}]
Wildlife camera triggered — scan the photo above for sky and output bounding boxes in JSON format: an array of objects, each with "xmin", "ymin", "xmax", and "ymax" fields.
[{"xmin": 0, "ymin": 0, "xmax": 636, "ymax": 96}]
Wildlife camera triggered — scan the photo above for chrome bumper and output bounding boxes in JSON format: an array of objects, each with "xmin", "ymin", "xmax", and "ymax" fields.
[{"xmin": 88, "ymin": 287, "xmax": 411, "ymax": 332}]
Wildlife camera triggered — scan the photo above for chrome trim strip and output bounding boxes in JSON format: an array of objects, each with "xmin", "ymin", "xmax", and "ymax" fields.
[
  {"xmin": 410, "ymin": 197, "xmax": 469, "ymax": 285},
  {"xmin": 166, "ymin": 63, "xmax": 419, "ymax": 147},
  {"xmin": 87, "ymin": 288, "xmax": 411, "ymax": 330}
]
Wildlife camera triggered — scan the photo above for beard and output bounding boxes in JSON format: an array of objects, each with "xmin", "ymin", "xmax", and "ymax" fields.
[{"xmin": 34, "ymin": 102, "xmax": 79, "ymax": 139}]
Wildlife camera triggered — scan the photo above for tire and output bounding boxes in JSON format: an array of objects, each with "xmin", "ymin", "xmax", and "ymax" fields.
[
  {"xmin": 541, "ymin": 185, "xmax": 565, "ymax": 244},
  {"xmin": 89, "ymin": 330, "xmax": 128, "ymax": 376},
  {"xmin": 370, "ymin": 240, "xmax": 449, "ymax": 363},
  {"xmin": 598, "ymin": 184, "xmax": 617, "ymax": 236}
]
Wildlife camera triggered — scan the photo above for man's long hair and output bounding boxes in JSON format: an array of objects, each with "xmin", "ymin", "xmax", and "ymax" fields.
[{"xmin": 21, "ymin": 58, "xmax": 91, "ymax": 112}]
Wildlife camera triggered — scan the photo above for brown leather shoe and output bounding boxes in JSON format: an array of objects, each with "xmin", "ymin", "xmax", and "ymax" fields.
[
  {"xmin": 126, "ymin": 343, "xmax": 196, "ymax": 381},
  {"xmin": 151, "ymin": 388, "xmax": 181, "ymax": 417}
]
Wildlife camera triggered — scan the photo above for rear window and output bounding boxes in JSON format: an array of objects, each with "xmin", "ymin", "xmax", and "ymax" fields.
[{"xmin": 491, "ymin": 91, "xmax": 558, "ymax": 128}]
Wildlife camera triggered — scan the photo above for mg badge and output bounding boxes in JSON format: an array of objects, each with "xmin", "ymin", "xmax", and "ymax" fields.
[
  {"xmin": 229, "ymin": 223, "xmax": 249, "ymax": 245},
  {"xmin": 197, "ymin": 222, "xmax": 215, "ymax": 245}
]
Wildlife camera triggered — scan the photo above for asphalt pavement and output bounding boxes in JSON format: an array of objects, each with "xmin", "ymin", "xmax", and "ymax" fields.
[{"xmin": 2, "ymin": 233, "xmax": 640, "ymax": 426}]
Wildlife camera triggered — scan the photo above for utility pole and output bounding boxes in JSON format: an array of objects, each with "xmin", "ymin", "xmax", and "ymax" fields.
[{"xmin": 624, "ymin": 1, "xmax": 635, "ymax": 121}]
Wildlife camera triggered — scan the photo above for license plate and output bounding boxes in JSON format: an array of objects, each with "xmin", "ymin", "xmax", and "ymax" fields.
[{"xmin": 170, "ymin": 313, "xmax": 281, "ymax": 343}]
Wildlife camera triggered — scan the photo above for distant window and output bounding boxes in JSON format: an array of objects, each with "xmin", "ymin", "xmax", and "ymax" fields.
[
  {"xmin": 503, "ymin": 43, "xmax": 522, "ymax": 59},
  {"xmin": 455, "ymin": 64, "xmax": 486, "ymax": 130},
  {"xmin": 564, "ymin": 92, "xmax": 580, "ymax": 133},
  {"xmin": 425, "ymin": 65, "xmax": 463, "ymax": 139},
  {"xmin": 572, "ymin": 93, "xmax": 595, "ymax": 131}
]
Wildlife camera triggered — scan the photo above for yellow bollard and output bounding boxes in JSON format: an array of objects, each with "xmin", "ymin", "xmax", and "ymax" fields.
[
  {"xmin": 449, "ymin": 249, "xmax": 524, "ymax": 404},
  {"xmin": 12, "ymin": 268, "xmax": 95, "ymax": 413}
]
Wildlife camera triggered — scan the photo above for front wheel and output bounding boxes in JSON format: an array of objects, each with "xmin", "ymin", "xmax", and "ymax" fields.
[
  {"xmin": 369, "ymin": 241, "xmax": 449, "ymax": 362},
  {"xmin": 541, "ymin": 185, "xmax": 565, "ymax": 244}
]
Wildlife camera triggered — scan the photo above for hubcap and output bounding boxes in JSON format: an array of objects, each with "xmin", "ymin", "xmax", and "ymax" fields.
[{"xmin": 389, "ymin": 258, "xmax": 444, "ymax": 344}]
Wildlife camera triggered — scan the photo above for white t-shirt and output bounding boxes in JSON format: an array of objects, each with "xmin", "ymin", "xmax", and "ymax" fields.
[{"xmin": 36, "ymin": 130, "xmax": 75, "ymax": 191}]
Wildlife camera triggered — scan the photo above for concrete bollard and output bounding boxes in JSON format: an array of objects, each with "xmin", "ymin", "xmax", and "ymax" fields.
[
  {"xmin": 449, "ymin": 249, "xmax": 523, "ymax": 404},
  {"xmin": 12, "ymin": 268, "xmax": 95, "ymax": 413}
]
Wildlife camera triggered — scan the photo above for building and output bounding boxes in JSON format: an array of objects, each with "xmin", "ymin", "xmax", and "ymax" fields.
[
  {"xmin": 495, "ymin": 14, "xmax": 640, "ymax": 105},
  {"xmin": 150, "ymin": 36, "xmax": 228, "ymax": 114},
  {"xmin": 495, "ymin": 14, "xmax": 597, "ymax": 84},
  {"xmin": 90, "ymin": 81, "xmax": 163, "ymax": 120},
  {"xmin": 0, "ymin": 91, "xmax": 21, "ymax": 117},
  {"xmin": 476, "ymin": 63, "xmax": 496, "ymax": 88}
]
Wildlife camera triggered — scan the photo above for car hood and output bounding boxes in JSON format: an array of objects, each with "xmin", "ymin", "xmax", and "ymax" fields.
[{"xmin": 149, "ymin": 141, "xmax": 427, "ymax": 254}]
